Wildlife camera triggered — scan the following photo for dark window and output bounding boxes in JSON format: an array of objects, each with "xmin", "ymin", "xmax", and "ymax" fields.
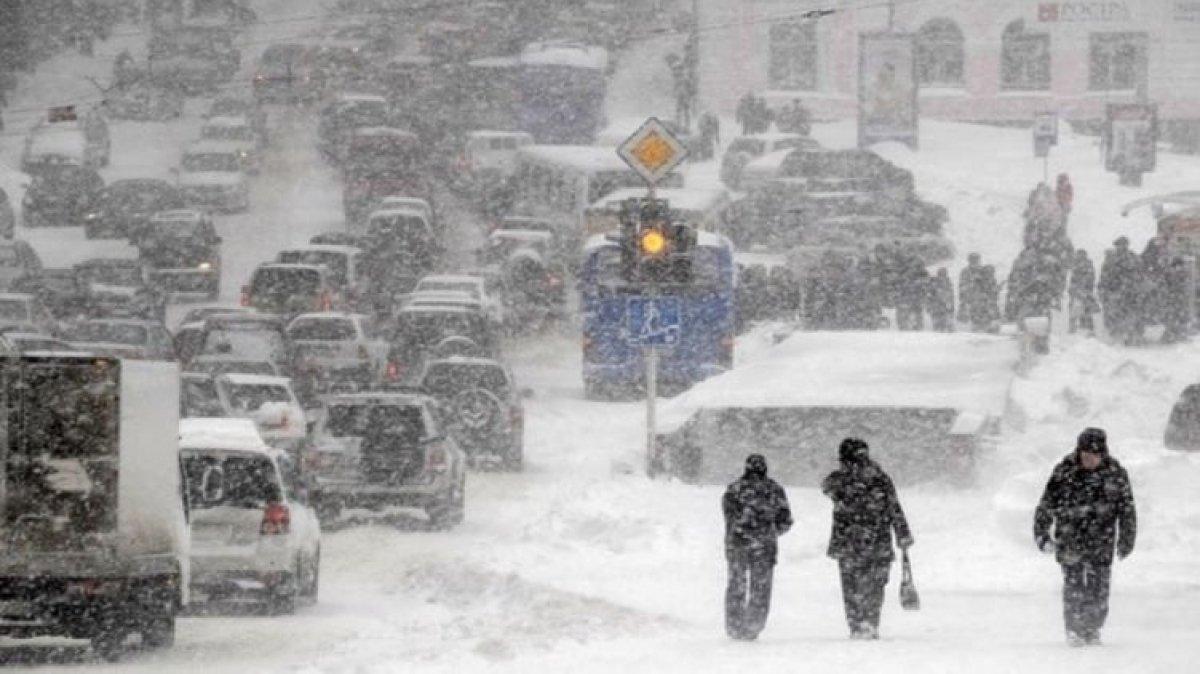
[
  {"xmin": 768, "ymin": 21, "xmax": 818, "ymax": 91},
  {"xmin": 182, "ymin": 453, "xmax": 282, "ymax": 509},
  {"xmin": 1001, "ymin": 20, "xmax": 1050, "ymax": 91},
  {"xmin": 1089, "ymin": 32, "xmax": 1146, "ymax": 91},
  {"xmin": 916, "ymin": 19, "xmax": 964, "ymax": 86}
]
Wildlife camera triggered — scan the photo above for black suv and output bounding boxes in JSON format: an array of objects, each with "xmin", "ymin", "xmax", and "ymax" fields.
[
  {"xmin": 417, "ymin": 356, "xmax": 524, "ymax": 470},
  {"xmin": 137, "ymin": 210, "xmax": 222, "ymax": 300},
  {"xmin": 84, "ymin": 178, "xmax": 185, "ymax": 239},
  {"xmin": 382, "ymin": 305, "xmax": 498, "ymax": 385},
  {"xmin": 22, "ymin": 164, "xmax": 104, "ymax": 227}
]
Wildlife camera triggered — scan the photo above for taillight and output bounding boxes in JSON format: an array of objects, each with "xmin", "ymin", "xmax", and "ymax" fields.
[
  {"xmin": 426, "ymin": 442, "xmax": 449, "ymax": 473},
  {"xmin": 240, "ymin": 285, "xmax": 250, "ymax": 307},
  {"xmin": 385, "ymin": 360, "xmax": 403, "ymax": 381},
  {"xmin": 261, "ymin": 502, "xmax": 290, "ymax": 535},
  {"xmin": 318, "ymin": 291, "xmax": 333, "ymax": 311},
  {"xmin": 546, "ymin": 274, "xmax": 562, "ymax": 288}
]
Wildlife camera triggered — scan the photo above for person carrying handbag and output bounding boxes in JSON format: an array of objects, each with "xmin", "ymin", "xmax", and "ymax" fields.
[{"xmin": 821, "ymin": 438, "xmax": 914, "ymax": 639}]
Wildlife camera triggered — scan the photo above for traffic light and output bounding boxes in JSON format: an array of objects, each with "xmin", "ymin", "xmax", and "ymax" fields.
[{"xmin": 636, "ymin": 198, "xmax": 694, "ymax": 285}]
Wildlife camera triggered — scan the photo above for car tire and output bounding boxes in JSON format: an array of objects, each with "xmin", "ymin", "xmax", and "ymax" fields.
[
  {"xmin": 427, "ymin": 478, "xmax": 465, "ymax": 530},
  {"xmin": 141, "ymin": 604, "xmax": 175, "ymax": 649},
  {"xmin": 302, "ymin": 547, "xmax": 320, "ymax": 601},
  {"xmin": 266, "ymin": 569, "xmax": 298, "ymax": 615}
]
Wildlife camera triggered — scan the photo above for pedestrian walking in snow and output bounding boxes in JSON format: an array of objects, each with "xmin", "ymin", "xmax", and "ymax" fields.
[
  {"xmin": 723, "ymin": 454, "xmax": 792, "ymax": 640},
  {"xmin": 698, "ymin": 112, "xmax": 719, "ymax": 160},
  {"xmin": 822, "ymin": 438, "xmax": 913, "ymax": 640},
  {"xmin": 776, "ymin": 99, "xmax": 811, "ymax": 136},
  {"xmin": 1161, "ymin": 256, "xmax": 1192, "ymax": 344},
  {"xmin": 1056, "ymin": 173, "xmax": 1074, "ymax": 224},
  {"xmin": 736, "ymin": 92, "xmax": 755, "ymax": 136},
  {"xmin": 895, "ymin": 256, "xmax": 928, "ymax": 331},
  {"xmin": 1099, "ymin": 237, "xmax": 1142, "ymax": 344},
  {"xmin": 1034, "ymin": 428, "xmax": 1136, "ymax": 647},
  {"xmin": 1068, "ymin": 249, "xmax": 1098, "ymax": 334},
  {"xmin": 927, "ymin": 268, "xmax": 954, "ymax": 332}
]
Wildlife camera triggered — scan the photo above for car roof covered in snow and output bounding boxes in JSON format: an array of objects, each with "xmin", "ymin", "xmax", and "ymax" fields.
[
  {"xmin": 288, "ymin": 311, "xmax": 362, "ymax": 322},
  {"xmin": 658, "ymin": 331, "xmax": 1020, "ymax": 433},
  {"xmin": 353, "ymin": 126, "xmax": 417, "ymax": 139},
  {"xmin": 418, "ymin": 274, "xmax": 482, "ymax": 285},
  {"xmin": 279, "ymin": 244, "xmax": 361, "ymax": 257},
  {"xmin": 520, "ymin": 41, "xmax": 607, "ymax": 70},
  {"xmin": 518, "ymin": 145, "xmax": 637, "ymax": 174},
  {"xmin": 217, "ymin": 373, "xmax": 294, "ymax": 388},
  {"xmin": 203, "ymin": 115, "xmax": 252, "ymax": 128},
  {"xmin": 149, "ymin": 209, "xmax": 207, "ymax": 224},
  {"xmin": 179, "ymin": 417, "xmax": 271, "ymax": 452},
  {"xmin": 187, "ymin": 138, "xmax": 254, "ymax": 153}
]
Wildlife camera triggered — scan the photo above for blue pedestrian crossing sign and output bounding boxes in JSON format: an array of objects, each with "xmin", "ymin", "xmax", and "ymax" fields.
[{"xmin": 627, "ymin": 297, "xmax": 681, "ymax": 346}]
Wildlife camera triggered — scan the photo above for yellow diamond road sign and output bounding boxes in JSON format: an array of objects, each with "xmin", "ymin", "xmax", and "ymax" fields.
[{"xmin": 617, "ymin": 117, "xmax": 688, "ymax": 184}]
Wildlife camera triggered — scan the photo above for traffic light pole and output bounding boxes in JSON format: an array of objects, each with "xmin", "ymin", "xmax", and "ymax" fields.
[{"xmin": 644, "ymin": 184, "xmax": 658, "ymax": 476}]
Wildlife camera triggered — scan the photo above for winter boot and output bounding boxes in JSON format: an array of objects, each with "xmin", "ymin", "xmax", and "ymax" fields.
[{"xmin": 1066, "ymin": 631, "xmax": 1086, "ymax": 647}]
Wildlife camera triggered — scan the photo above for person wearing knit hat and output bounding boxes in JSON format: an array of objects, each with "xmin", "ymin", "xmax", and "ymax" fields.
[
  {"xmin": 821, "ymin": 438, "xmax": 913, "ymax": 640},
  {"xmin": 1034, "ymin": 427, "xmax": 1137, "ymax": 646},
  {"xmin": 721, "ymin": 453, "xmax": 792, "ymax": 641}
]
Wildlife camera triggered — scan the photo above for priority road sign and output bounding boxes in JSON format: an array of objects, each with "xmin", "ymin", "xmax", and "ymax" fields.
[
  {"xmin": 617, "ymin": 117, "xmax": 688, "ymax": 185},
  {"xmin": 627, "ymin": 296, "xmax": 681, "ymax": 346}
]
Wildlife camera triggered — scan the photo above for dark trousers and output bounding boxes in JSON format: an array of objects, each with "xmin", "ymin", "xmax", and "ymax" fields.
[
  {"xmin": 725, "ymin": 548, "xmax": 775, "ymax": 639},
  {"xmin": 1061, "ymin": 562, "xmax": 1112, "ymax": 638},
  {"xmin": 838, "ymin": 557, "xmax": 891, "ymax": 633}
]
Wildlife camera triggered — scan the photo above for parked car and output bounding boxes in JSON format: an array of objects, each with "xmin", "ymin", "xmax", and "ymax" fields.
[
  {"xmin": 22, "ymin": 164, "xmax": 105, "ymax": 227},
  {"xmin": 252, "ymin": 43, "xmax": 322, "ymax": 103},
  {"xmin": 212, "ymin": 373, "xmax": 308, "ymax": 451},
  {"xmin": 417, "ymin": 356, "xmax": 524, "ymax": 470},
  {"xmin": 21, "ymin": 111, "xmax": 110, "ymax": 171},
  {"xmin": 102, "ymin": 82, "xmax": 185, "ymax": 121},
  {"xmin": 383, "ymin": 305, "xmax": 499, "ymax": 384},
  {"xmin": 286, "ymin": 312, "xmax": 387, "ymax": 397},
  {"xmin": 73, "ymin": 257, "xmax": 164, "ymax": 320},
  {"xmin": 243, "ymin": 263, "xmax": 342, "ymax": 319},
  {"xmin": 0, "ymin": 292, "xmax": 58, "ymax": 334},
  {"xmin": 0, "ymin": 186, "xmax": 15, "ymax": 238},
  {"xmin": 83, "ymin": 178, "xmax": 185, "ymax": 239},
  {"xmin": 0, "ymin": 240, "xmax": 44, "ymax": 291},
  {"xmin": 62, "ymin": 318, "xmax": 176, "ymax": 360},
  {"xmin": 305, "ymin": 392, "xmax": 466, "ymax": 527},
  {"xmin": 317, "ymin": 93, "xmax": 390, "ymax": 161},
  {"xmin": 138, "ymin": 209, "xmax": 222, "ymax": 301},
  {"xmin": 359, "ymin": 207, "xmax": 441, "ymax": 278},
  {"xmin": 275, "ymin": 245, "xmax": 365, "ymax": 308},
  {"xmin": 177, "ymin": 141, "xmax": 251, "ymax": 212},
  {"xmin": 180, "ymin": 417, "xmax": 320, "ymax": 614},
  {"xmin": 204, "ymin": 97, "xmax": 267, "ymax": 144}
]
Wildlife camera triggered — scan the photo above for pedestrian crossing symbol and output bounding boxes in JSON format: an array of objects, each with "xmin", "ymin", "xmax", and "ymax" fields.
[{"xmin": 627, "ymin": 297, "xmax": 681, "ymax": 346}]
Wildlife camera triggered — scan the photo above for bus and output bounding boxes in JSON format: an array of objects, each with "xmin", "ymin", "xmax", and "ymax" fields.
[
  {"xmin": 510, "ymin": 144, "xmax": 683, "ymax": 252},
  {"xmin": 579, "ymin": 231, "xmax": 736, "ymax": 398},
  {"xmin": 517, "ymin": 42, "xmax": 608, "ymax": 144}
]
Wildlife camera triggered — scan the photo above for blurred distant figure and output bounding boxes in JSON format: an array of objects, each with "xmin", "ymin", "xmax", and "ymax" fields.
[
  {"xmin": 698, "ymin": 111, "xmax": 720, "ymax": 160},
  {"xmin": 927, "ymin": 268, "xmax": 954, "ymax": 332},
  {"xmin": 1098, "ymin": 237, "xmax": 1142, "ymax": 344},
  {"xmin": 1161, "ymin": 256, "xmax": 1192, "ymax": 344},
  {"xmin": 1068, "ymin": 249, "xmax": 1098, "ymax": 334},
  {"xmin": 736, "ymin": 92, "xmax": 755, "ymax": 135},
  {"xmin": 723, "ymin": 454, "xmax": 792, "ymax": 641},
  {"xmin": 775, "ymin": 99, "xmax": 811, "ymax": 136},
  {"xmin": 1056, "ymin": 173, "xmax": 1074, "ymax": 223}
]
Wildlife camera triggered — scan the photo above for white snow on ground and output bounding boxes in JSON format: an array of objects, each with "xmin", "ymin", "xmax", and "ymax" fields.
[{"xmin": 3, "ymin": 1, "xmax": 1200, "ymax": 672}]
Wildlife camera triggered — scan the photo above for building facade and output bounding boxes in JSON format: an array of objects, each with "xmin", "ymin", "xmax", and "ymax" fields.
[{"xmin": 697, "ymin": 0, "xmax": 1200, "ymax": 127}]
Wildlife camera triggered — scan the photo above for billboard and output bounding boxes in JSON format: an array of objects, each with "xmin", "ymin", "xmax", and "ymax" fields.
[{"xmin": 858, "ymin": 32, "xmax": 919, "ymax": 149}]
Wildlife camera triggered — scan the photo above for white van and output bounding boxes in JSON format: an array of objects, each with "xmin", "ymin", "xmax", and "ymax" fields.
[{"xmin": 456, "ymin": 130, "xmax": 533, "ymax": 184}]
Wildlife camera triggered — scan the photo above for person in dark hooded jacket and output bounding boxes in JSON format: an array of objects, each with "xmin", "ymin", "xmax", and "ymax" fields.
[
  {"xmin": 722, "ymin": 453, "xmax": 792, "ymax": 640},
  {"xmin": 821, "ymin": 438, "xmax": 913, "ymax": 639},
  {"xmin": 1034, "ymin": 427, "xmax": 1136, "ymax": 646}
]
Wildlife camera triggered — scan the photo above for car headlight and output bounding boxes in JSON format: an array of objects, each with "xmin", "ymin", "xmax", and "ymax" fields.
[
  {"xmin": 84, "ymin": 212, "xmax": 101, "ymax": 221},
  {"xmin": 198, "ymin": 261, "xmax": 213, "ymax": 271}
]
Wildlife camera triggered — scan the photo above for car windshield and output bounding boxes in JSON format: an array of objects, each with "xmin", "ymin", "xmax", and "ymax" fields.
[
  {"xmin": 325, "ymin": 403, "xmax": 424, "ymax": 440},
  {"xmin": 181, "ymin": 377, "xmax": 223, "ymax": 417},
  {"xmin": 203, "ymin": 327, "xmax": 285, "ymax": 358},
  {"xmin": 182, "ymin": 453, "xmax": 281, "ymax": 509},
  {"xmin": 277, "ymin": 251, "xmax": 348, "ymax": 284},
  {"xmin": 77, "ymin": 265, "xmax": 141, "ymax": 286},
  {"xmin": 187, "ymin": 360, "xmax": 277, "ymax": 377},
  {"xmin": 0, "ymin": 300, "xmax": 31, "ymax": 320},
  {"xmin": 182, "ymin": 153, "xmax": 240, "ymax": 172},
  {"xmin": 288, "ymin": 318, "xmax": 356, "ymax": 341},
  {"xmin": 250, "ymin": 268, "xmax": 321, "ymax": 298},
  {"xmin": 106, "ymin": 183, "xmax": 175, "ymax": 211},
  {"xmin": 421, "ymin": 363, "xmax": 509, "ymax": 396},
  {"xmin": 66, "ymin": 322, "xmax": 148, "ymax": 345},
  {"xmin": 393, "ymin": 312, "xmax": 482, "ymax": 345},
  {"xmin": 222, "ymin": 383, "xmax": 292, "ymax": 413},
  {"xmin": 202, "ymin": 124, "xmax": 255, "ymax": 142}
]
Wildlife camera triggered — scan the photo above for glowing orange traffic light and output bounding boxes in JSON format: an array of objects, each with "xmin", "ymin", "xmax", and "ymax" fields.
[{"xmin": 640, "ymin": 228, "xmax": 667, "ymax": 256}]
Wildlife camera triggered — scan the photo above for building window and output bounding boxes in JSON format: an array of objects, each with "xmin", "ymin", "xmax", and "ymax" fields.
[
  {"xmin": 768, "ymin": 21, "xmax": 818, "ymax": 91},
  {"xmin": 916, "ymin": 19, "xmax": 964, "ymax": 87},
  {"xmin": 1000, "ymin": 20, "xmax": 1050, "ymax": 91},
  {"xmin": 1090, "ymin": 32, "xmax": 1147, "ymax": 91}
]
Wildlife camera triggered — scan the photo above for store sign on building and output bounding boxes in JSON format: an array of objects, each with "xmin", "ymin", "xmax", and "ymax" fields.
[{"xmin": 1037, "ymin": 2, "xmax": 1132, "ymax": 22}]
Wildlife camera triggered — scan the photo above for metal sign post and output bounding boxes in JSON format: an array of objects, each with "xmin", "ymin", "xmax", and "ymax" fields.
[
  {"xmin": 616, "ymin": 118, "xmax": 689, "ymax": 474},
  {"xmin": 1033, "ymin": 111, "xmax": 1058, "ymax": 181}
]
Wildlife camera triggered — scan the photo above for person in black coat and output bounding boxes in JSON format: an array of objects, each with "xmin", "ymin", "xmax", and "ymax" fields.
[
  {"xmin": 1034, "ymin": 427, "xmax": 1137, "ymax": 646},
  {"xmin": 722, "ymin": 454, "xmax": 793, "ymax": 641},
  {"xmin": 821, "ymin": 438, "xmax": 913, "ymax": 639}
]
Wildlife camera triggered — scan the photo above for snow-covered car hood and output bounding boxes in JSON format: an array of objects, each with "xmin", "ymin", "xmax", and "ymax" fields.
[{"xmin": 179, "ymin": 171, "xmax": 245, "ymax": 188}]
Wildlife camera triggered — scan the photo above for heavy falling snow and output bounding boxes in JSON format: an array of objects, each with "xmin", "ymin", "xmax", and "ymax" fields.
[{"xmin": 0, "ymin": 0, "xmax": 1199, "ymax": 672}]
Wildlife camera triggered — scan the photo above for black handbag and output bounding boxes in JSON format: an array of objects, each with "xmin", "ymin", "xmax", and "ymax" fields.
[{"xmin": 899, "ymin": 549, "xmax": 920, "ymax": 611}]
